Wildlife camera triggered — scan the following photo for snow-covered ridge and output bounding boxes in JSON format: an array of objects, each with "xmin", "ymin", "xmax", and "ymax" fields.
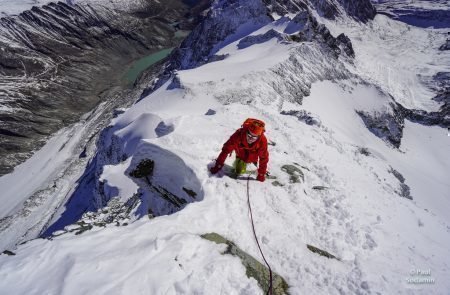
[
  {"xmin": 170, "ymin": 0, "xmax": 375, "ymax": 70},
  {"xmin": 0, "ymin": 0, "xmax": 449, "ymax": 294},
  {"xmin": 156, "ymin": 0, "xmax": 448, "ymax": 149}
]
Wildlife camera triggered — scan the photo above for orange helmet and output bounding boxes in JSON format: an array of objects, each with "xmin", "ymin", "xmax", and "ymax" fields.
[{"xmin": 243, "ymin": 118, "xmax": 265, "ymax": 136}]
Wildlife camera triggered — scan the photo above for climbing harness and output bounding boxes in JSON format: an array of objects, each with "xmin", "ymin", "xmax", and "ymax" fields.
[{"xmin": 246, "ymin": 173, "xmax": 273, "ymax": 295}]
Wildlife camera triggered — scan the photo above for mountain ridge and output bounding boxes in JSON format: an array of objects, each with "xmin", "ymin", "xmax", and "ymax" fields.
[{"xmin": 0, "ymin": 0, "xmax": 449, "ymax": 294}]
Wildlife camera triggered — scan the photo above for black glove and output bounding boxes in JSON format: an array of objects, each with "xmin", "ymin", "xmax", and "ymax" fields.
[{"xmin": 210, "ymin": 164, "xmax": 223, "ymax": 174}]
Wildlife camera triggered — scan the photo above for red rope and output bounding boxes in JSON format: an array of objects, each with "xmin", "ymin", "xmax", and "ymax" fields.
[{"xmin": 247, "ymin": 175, "xmax": 273, "ymax": 295}]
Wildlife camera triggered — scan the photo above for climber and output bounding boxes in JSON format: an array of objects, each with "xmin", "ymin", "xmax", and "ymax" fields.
[{"xmin": 209, "ymin": 118, "xmax": 269, "ymax": 182}]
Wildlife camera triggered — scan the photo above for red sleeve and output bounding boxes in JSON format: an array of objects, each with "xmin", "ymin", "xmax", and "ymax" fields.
[
  {"xmin": 215, "ymin": 129, "xmax": 241, "ymax": 166},
  {"xmin": 257, "ymin": 135, "xmax": 269, "ymax": 175}
]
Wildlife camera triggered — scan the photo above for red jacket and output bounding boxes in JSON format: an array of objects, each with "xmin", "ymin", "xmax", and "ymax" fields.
[{"xmin": 216, "ymin": 127, "xmax": 269, "ymax": 175}]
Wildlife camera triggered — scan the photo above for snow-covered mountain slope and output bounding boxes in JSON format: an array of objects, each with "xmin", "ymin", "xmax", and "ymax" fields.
[
  {"xmin": 372, "ymin": 0, "xmax": 450, "ymax": 29},
  {"xmin": 0, "ymin": 0, "xmax": 449, "ymax": 294},
  {"xmin": 0, "ymin": 0, "xmax": 152, "ymax": 16},
  {"xmin": 0, "ymin": 0, "xmax": 56, "ymax": 16},
  {"xmin": 321, "ymin": 14, "xmax": 449, "ymax": 112},
  {"xmin": 0, "ymin": 0, "xmax": 200, "ymax": 175}
]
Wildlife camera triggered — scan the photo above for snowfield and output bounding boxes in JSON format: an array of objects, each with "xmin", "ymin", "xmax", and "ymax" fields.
[
  {"xmin": 320, "ymin": 13, "xmax": 450, "ymax": 112},
  {"xmin": 0, "ymin": 0, "xmax": 55, "ymax": 16},
  {"xmin": 0, "ymin": 2, "xmax": 449, "ymax": 295},
  {"xmin": 0, "ymin": 0, "xmax": 147, "ymax": 16}
]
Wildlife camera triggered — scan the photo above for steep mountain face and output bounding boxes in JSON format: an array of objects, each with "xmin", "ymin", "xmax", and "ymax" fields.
[
  {"xmin": 361, "ymin": 0, "xmax": 450, "ymax": 148},
  {"xmin": 181, "ymin": 0, "xmax": 376, "ymax": 68},
  {"xmin": 263, "ymin": 0, "xmax": 376, "ymax": 22},
  {"xmin": 157, "ymin": 0, "xmax": 447, "ymax": 149},
  {"xmin": 0, "ymin": 0, "xmax": 449, "ymax": 293},
  {"xmin": 0, "ymin": 0, "xmax": 209, "ymax": 175},
  {"xmin": 144, "ymin": 0, "xmax": 371, "ymax": 96},
  {"xmin": 372, "ymin": 0, "xmax": 450, "ymax": 29}
]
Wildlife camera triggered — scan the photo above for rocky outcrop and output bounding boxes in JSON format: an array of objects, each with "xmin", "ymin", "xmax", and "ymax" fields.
[
  {"xmin": 263, "ymin": 0, "xmax": 376, "ymax": 22},
  {"xmin": 388, "ymin": 167, "xmax": 412, "ymax": 200},
  {"xmin": 237, "ymin": 29, "xmax": 287, "ymax": 49},
  {"xmin": 356, "ymin": 102, "xmax": 407, "ymax": 148},
  {"xmin": 287, "ymin": 10, "xmax": 355, "ymax": 58},
  {"xmin": 336, "ymin": 0, "xmax": 376, "ymax": 22},
  {"xmin": 440, "ymin": 38, "xmax": 450, "ymax": 51},
  {"xmin": 201, "ymin": 232, "xmax": 289, "ymax": 295},
  {"xmin": 357, "ymin": 98, "xmax": 449, "ymax": 148},
  {"xmin": 0, "ymin": 0, "xmax": 207, "ymax": 175},
  {"xmin": 280, "ymin": 110, "xmax": 321, "ymax": 126},
  {"xmin": 170, "ymin": 0, "xmax": 271, "ymax": 70}
]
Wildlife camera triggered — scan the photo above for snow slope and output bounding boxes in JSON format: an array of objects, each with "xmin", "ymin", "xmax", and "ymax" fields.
[
  {"xmin": 0, "ymin": 0, "xmax": 145, "ymax": 16},
  {"xmin": 1, "ymin": 2, "xmax": 449, "ymax": 295},
  {"xmin": 319, "ymin": 13, "xmax": 450, "ymax": 112},
  {"xmin": 372, "ymin": 0, "xmax": 450, "ymax": 29},
  {"xmin": 0, "ymin": 0, "xmax": 55, "ymax": 16}
]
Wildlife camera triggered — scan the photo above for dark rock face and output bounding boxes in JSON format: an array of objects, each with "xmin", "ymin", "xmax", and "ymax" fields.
[
  {"xmin": 0, "ymin": 0, "xmax": 207, "ymax": 175},
  {"xmin": 357, "ymin": 98, "xmax": 449, "ymax": 148},
  {"xmin": 238, "ymin": 29, "xmax": 287, "ymax": 49},
  {"xmin": 263, "ymin": 0, "xmax": 376, "ymax": 22},
  {"xmin": 280, "ymin": 110, "xmax": 321, "ymax": 126},
  {"xmin": 404, "ymin": 107, "xmax": 449, "ymax": 128},
  {"xmin": 356, "ymin": 103, "xmax": 407, "ymax": 148},
  {"xmin": 336, "ymin": 33, "xmax": 354, "ymax": 57},
  {"xmin": 287, "ymin": 10, "xmax": 355, "ymax": 58},
  {"xmin": 170, "ymin": 0, "xmax": 271, "ymax": 70},
  {"xmin": 440, "ymin": 38, "xmax": 450, "ymax": 51},
  {"xmin": 336, "ymin": 0, "xmax": 377, "ymax": 22}
]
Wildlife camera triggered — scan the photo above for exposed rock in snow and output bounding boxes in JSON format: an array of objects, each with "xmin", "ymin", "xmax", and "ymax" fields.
[
  {"xmin": 238, "ymin": 29, "xmax": 288, "ymax": 49},
  {"xmin": 280, "ymin": 110, "xmax": 322, "ymax": 126},
  {"xmin": 202, "ymin": 232, "xmax": 289, "ymax": 294},
  {"xmin": 356, "ymin": 102, "xmax": 406, "ymax": 148},
  {"xmin": 388, "ymin": 167, "xmax": 412, "ymax": 200},
  {"xmin": 440, "ymin": 35, "xmax": 450, "ymax": 50},
  {"xmin": 372, "ymin": 0, "xmax": 450, "ymax": 29},
  {"xmin": 336, "ymin": 0, "xmax": 377, "ymax": 22},
  {"xmin": 287, "ymin": 10, "xmax": 355, "ymax": 58},
  {"xmin": 336, "ymin": 32, "xmax": 354, "ymax": 57},
  {"xmin": 264, "ymin": 0, "xmax": 376, "ymax": 23}
]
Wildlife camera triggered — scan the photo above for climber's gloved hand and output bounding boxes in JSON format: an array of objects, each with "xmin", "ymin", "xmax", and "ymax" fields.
[
  {"xmin": 257, "ymin": 173, "xmax": 265, "ymax": 182},
  {"xmin": 210, "ymin": 163, "xmax": 223, "ymax": 174}
]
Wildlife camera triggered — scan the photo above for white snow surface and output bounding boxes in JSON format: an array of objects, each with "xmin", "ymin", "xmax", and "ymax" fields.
[
  {"xmin": 373, "ymin": 0, "xmax": 450, "ymax": 13},
  {"xmin": 1, "ymin": 9, "xmax": 450, "ymax": 295},
  {"xmin": 0, "ymin": 0, "xmax": 55, "ymax": 16},
  {"xmin": 320, "ymin": 13, "xmax": 450, "ymax": 112},
  {"xmin": 0, "ymin": 0, "xmax": 139, "ymax": 16}
]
